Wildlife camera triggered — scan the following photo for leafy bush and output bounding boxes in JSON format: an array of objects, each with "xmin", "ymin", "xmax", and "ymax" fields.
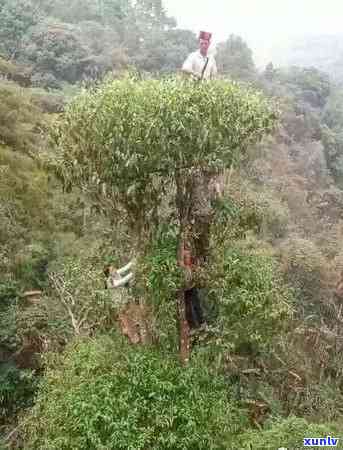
[
  {"xmin": 31, "ymin": 89, "xmax": 66, "ymax": 113},
  {"xmin": 0, "ymin": 81, "xmax": 46, "ymax": 152},
  {"xmin": 258, "ymin": 193, "xmax": 290, "ymax": 240},
  {"xmin": 14, "ymin": 252, "xmax": 119, "ymax": 350},
  {"xmin": 216, "ymin": 34, "xmax": 256, "ymax": 82},
  {"xmin": 291, "ymin": 382, "xmax": 343, "ymax": 422},
  {"xmin": 275, "ymin": 66, "xmax": 331, "ymax": 109},
  {"xmin": 213, "ymin": 194, "xmax": 264, "ymax": 241},
  {"xmin": 0, "ymin": 145, "xmax": 56, "ymax": 284},
  {"xmin": 0, "ymin": 363, "xmax": 38, "ymax": 424},
  {"xmin": 24, "ymin": 19, "xmax": 89, "ymax": 86},
  {"xmin": 13, "ymin": 250, "xmax": 120, "ymax": 362},
  {"xmin": 0, "ymin": 281, "xmax": 38, "ymax": 425},
  {"xmin": 279, "ymin": 236, "xmax": 326, "ymax": 309},
  {"xmin": 208, "ymin": 246, "xmax": 292, "ymax": 353},
  {"xmin": 0, "ymin": 57, "xmax": 31, "ymax": 86},
  {"xmin": 23, "ymin": 336, "xmax": 249, "ymax": 450},
  {"xmin": 0, "ymin": 147, "xmax": 50, "ymax": 230},
  {"xmin": 139, "ymin": 224, "xmax": 181, "ymax": 350},
  {"xmin": 236, "ymin": 416, "xmax": 340, "ymax": 450},
  {"xmin": 213, "ymin": 186, "xmax": 289, "ymax": 242},
  {"xmin": 0, "ymin": 280, "xmax": 18, "ymax": 306},
  {"xmin": 0, "ymin": 0, "xmax": 39, "ymax": 60},
  {"xmin": 13, "ymin": 243, "xmax": 52, "ymax": 290},
  {"xmin": 0, "ymin": 280, "xmax": 19, "ymax": 355}
]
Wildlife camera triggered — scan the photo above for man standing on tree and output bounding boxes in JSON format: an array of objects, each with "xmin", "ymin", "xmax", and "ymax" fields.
[
  {"xmin": 178, "ymin": 32, "xmax": 220, "ymax": 338},
  {"xmin": 180, "ymin": 30, "xmax": 221, "ymax": 270},
  {"xmin": 182, "ymin": 31, "xmax": 217, "ymax": 81}
]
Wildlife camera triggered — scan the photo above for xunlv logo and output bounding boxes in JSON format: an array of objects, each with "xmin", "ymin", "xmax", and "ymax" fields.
[{"xmin": 303, "ymin": 436, "xmax": 339, "ymax": 446}]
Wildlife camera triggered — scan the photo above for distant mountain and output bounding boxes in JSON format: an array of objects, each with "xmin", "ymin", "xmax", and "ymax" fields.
[{"xmin": 267, "ymin": 34, "xmax": 343, "ymax": 82}]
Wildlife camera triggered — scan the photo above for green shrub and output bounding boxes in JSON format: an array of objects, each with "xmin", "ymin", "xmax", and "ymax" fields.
[
  {"xmin": 46, "ymin": 255, "xmax": 118, "ymax": 336},
  {"xmin": 0, "ymin": 81, "xmax": 46, "ymax": 153},
  {"xmin": 213, "ymin": 194, "xmax": 264, "ymax": 242},
  {"xmin": 212, "ymin": 183, "xmax": 289, "ymax": 245},
  {"xmin": 258, "ymin": 193, "xmax": 290, "ymax": 240},
  {"xmin": 23, "ymin": 335, "xmax": 249, "ymax": 450},
  {"xmin": 0, "ymin": 280, "xmax": 19, "ymax": 302},
  {"xmin": 139, "ymin": 224, "xmax": 181, "ymax": 350},
  {"xmin": 0, "ymin": 282, "xmax": 39, "ymax": 425},
  {"xmin": 0, "ymin": 280, "xmax": 19, "ymax": 354},
  {"xmin": 14, "ymin": 252, "xmax": 118, "ymax": 351},
  {"xmin": 279, "ymin": 236, "xmax": 326, "ymax": 310},
  {"xmin": 208, "ymin": 247, "xmax": 292, "ymax": 353},
  {"xmin": 13, "ymin": 243, "xmax": 51, "ymax": 290},
  {"xmin": 236, "ymin": 416, "xmax": 341, "ymax": 450},
  {"xmin": 287, "ymin": 382, "xmax": 343, "ymax": 422},
  {"xmin": 0, "ymin": 363, "xmax": 38, "ymax": 424},
  {"xmin": 0, "ymin": 57, "xmax": 20, "ymax": 77},
  {"xmin": 0, "ymin": 146, "xmax": 53, "ymax": 273}
]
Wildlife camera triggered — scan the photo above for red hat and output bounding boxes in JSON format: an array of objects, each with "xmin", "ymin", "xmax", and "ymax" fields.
[{"xmin": 199, "ymin": 31, "xmax": 212, "ymax": 41}]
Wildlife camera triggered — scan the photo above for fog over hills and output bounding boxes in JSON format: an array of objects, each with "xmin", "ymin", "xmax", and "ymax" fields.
[
  {"xmin": 264, "ymin": 34, "xmax": 343, "ymax": 80},
  {"xmin": 163, "ymin": 0, "xmax": 343, "ymax": 79}
]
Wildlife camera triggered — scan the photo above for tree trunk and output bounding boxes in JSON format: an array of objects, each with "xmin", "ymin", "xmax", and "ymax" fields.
[
  {"xmin": 118, "ymin": 308, "xmax": 141, "ymax": 344},
  {"xmin": 138, "ymin": 300, "xmax": 152, "ymax": 345},
  {"xmin": 178, "ymin": 289, "xmax": 191, "ymax": 365},
  {"xmin": 177, "ymin": 237, "xmax": 191, "ymax": 365}
]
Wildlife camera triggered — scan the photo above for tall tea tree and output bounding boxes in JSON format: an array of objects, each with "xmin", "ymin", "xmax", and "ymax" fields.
[{"xmin": 51, "ymin": 76, "xmax": 276, "ymax": 362}]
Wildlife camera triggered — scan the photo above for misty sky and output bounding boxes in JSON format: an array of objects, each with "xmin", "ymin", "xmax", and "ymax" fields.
[{"xmin": 163, "ymin": 0, "xmax": 343, "ymax": 65}]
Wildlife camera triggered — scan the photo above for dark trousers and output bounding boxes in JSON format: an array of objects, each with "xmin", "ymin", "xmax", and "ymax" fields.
[{"xmin": 185, "ymin": 287, "xmax": 204, "ymax": 328}]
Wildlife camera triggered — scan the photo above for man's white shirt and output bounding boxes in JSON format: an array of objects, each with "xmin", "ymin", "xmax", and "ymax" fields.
[{"xmin": 182, "ymin": 50, "xmax": 217, "ymax": 80}]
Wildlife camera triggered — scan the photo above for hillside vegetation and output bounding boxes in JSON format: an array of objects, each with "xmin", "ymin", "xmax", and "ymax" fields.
[{"xmin": 1, "ymin": 1, "xmax": 343, "ymax": 449}]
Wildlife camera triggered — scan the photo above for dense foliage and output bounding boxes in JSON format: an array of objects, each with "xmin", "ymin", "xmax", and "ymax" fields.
[
  {"xmin": 209, "ymin": 247, "xmax": 292, "ymax": 353},
  {"xmin": 216, "ymin": 34, "xmax": 256, "ymax": 82},
  {"xmin": 238, "ymin": 416, "xmax": 340, "ymax": 450},
  {"xmin": 51, "ymin": 77, "xmax": 276, "ymax": 246},
  {"xmin": 21, "ymin": 338, "xmax": 342, "ymax": 450},
  {"xmin": 2, "ymin": 1, "xmax": 343, "ymax": 448},
  {"xmin": 0, "ymin": 0, "xmax": 197, "ymax": 88},
  {"xmin": 23, "ymin": 336, "xmax": 248, "ymax": 450}
]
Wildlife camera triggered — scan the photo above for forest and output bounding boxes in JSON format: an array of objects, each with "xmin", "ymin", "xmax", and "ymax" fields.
[{"xmin": 1, "ymin": 0, "xmax": 343, "ymax": 449}]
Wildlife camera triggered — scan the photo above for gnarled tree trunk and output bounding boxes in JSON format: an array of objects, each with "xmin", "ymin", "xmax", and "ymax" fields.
[{"xmin": 175, "ymin": 168, "xmax": 220, "ymax": 365}]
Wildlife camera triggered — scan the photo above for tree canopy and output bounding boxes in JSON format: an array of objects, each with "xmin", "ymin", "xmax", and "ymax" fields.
[
  {"xmin": 52, "ymin": 77, "xmax": 276, "ymax": 240},
  {"xmin": 216, "ymin": 34, "xmax": 256, "ymax": 82}
]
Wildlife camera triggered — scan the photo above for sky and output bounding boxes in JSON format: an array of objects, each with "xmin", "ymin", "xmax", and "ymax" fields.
[{"xmin": 163, "ymin": 0, "xmax": 343, "ymax": 66}]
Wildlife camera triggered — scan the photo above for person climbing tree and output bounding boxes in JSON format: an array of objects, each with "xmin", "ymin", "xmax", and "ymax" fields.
[
  {"xmin": 103, "ymin": 259, "xmax": 150, "ymax": 345},
  {"xmin": 104, "ymin": 260, "xmax": 135, "ymax": 289}
]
